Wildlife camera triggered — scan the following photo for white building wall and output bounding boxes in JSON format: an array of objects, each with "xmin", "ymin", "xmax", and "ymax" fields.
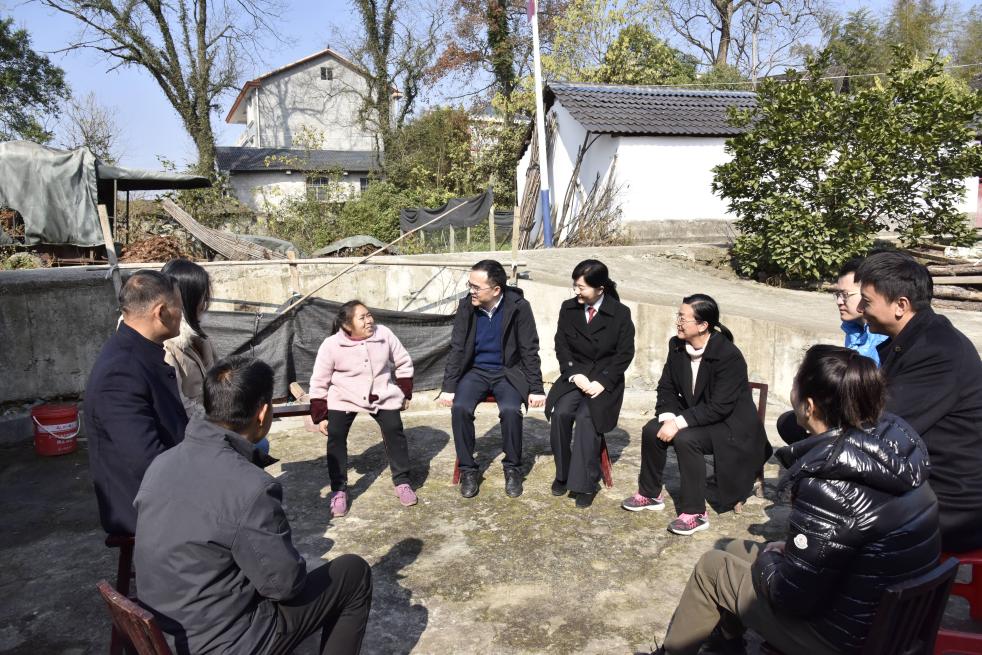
[
  {"xmin": 253, "ymin": 58, "xmax": 378, "ymax": 151},
  {"xmin": 229, "ymin": 170, "xmax": 369, "ymax": 212},
  {"xmin": 613, "ymin": 136, "xmax": 733, "ymax": 222}
]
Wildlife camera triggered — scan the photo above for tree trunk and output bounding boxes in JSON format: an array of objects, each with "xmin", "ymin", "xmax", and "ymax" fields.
[{"xmin": 714, "ymin": 0, "xmax": 735, "ymax": 66}]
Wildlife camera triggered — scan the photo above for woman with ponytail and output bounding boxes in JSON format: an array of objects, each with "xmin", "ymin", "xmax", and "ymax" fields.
[
  {"xmin": 545, "ymin": 259, "xmax": 635, "ymax": 508},
  {"xmin": 655, "ymin": 345, "xmax": 939, "ymax": 654},
  {"xmin": 308, "ymin": 300, "xmax": 418, "ymax": 517},
  {"xmin": 623, "ymin": 294, "xmax": 770, "ymax": 535}
]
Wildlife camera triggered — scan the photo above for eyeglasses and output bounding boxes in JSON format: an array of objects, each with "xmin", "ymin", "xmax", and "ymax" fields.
[
  {"xmin": 675, "ymin": 313, "xmax": 699, "ymax": 325},
  {"xmin": 831, "ymin": 290, "xmax": 859, "ymax": 302},
  {"xmin": 467, "ymin": 284, "xmax": 495, "ymax": 293}
]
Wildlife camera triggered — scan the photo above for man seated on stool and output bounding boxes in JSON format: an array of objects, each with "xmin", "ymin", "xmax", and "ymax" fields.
[
  {"xmin": 85, "ymin": 270, "xmax": 188, "ymax": 536},
  {"xmin": 437, "ymin": 260, "xmax": 546, "ymax": 498},
  {"xmin": 855, "ymin": 251, "xmax": 982, "ymax": 554},
  {"xmin": 134, "ymin": 356, "xmax": 372, "ymax": 655}
]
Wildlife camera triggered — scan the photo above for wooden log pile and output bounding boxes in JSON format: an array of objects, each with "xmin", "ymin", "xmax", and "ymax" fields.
[{"xmin": 903, "ymin": 242, "xmax": 982, "ymax": 311}]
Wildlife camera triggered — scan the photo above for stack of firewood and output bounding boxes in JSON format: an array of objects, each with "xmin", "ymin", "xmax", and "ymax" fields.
[{"xmin": 903, "ymin": 243, "xmax": 982, "ymax": 311}]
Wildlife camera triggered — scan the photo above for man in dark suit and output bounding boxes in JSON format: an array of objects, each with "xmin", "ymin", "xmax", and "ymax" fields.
[
  {"xmin": 856, "ymin": 251, "xmax": 982, "ymax": 553},
  {"xmin": 85, "ymin": 270, "xmax": 188, "ymax": 535},
  {"xmin": 437, "ymin": 260, "xmax": 545, "ymax": 499}
]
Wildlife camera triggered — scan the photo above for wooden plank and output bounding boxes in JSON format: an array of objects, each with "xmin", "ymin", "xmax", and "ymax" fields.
[
  {"xmin": 934, "ymin": 285, "xmax": 982, "ymax": 301},
  {"xmin": 932, "ymin": 276, "xmax": 982, "ymax": 285},
  {"xmin": 272, "ymin": 403, "xmax": 310, "ymax": 418},
  {"xmin": 97, "ymin": 205, "xmax": 122, "ymax": 303},
  {"xmin": 488, "ymin": 202, "xmax": 496, "ymax": 251},
  {"xmin": 928, "ymin": 264, "xmax": 982, "ymax": 276}
]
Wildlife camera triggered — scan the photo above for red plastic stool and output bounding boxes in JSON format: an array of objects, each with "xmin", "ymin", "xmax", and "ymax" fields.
[{"xmin": 935, "ymin": 550, "xmax": 982, "ymax": 655}]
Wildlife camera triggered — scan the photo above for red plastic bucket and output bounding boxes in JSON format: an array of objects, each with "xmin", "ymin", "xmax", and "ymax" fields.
[{"xmin": 32, "ymin": 403, "xmax": 79, "ymax": 456}]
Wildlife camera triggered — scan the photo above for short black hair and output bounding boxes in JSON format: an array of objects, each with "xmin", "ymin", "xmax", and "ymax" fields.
[
  {"xmin": 204, "ymin": 356, "xmax": 274, "ymax": 431},
  {"xmin": 837, "ymin": 257, "xmax": 865, "ymax": 279},
  {"xmin": 161, "ymin": 258, "xmax": 211, "ymax": 337},
  {"xmin": 471, "ymin": 259, "xmax": 508, "ymax": 290},
  {"xmin": 854, "ymin": 252, "xmax": 932, "ymax": 312},
  {"xmin": 119, "ymin": 270, "xmax": 178, "ymax": 316}
]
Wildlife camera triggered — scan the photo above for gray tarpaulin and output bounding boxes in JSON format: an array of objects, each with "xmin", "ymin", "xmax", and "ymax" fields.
[
  {"xmin": 0, "ymin": 141, "xmax": 103, "ymax": 246},
  {"xmin": 399, "ymin": 188, "xmax": 515, "ymax": 233},
  {"xmin": 200, "ymin": 297, "xmax": 456, "ymax": 398},
  {"xmin": 0, "ymin": 140, "xmax": 209, "ymax": 246}
]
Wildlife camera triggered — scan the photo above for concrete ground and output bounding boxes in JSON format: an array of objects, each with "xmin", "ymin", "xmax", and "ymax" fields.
[{"xmin": 2, "ymin": 398, "xmax": 978, "ymax": 654}]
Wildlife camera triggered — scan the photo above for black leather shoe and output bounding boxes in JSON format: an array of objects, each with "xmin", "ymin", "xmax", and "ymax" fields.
[
  {"xmin": 460, "ymin": 470, "xmax": 480, "ymax": 498},
  {"xmin": 504, "ymin": 469, "xmax": 523, "ymax": 498},
  {"xmin": 551, "ymin": 479, "xmax": 567, "ymax": 496},
  {"xmin": 575, "ymin": 491, "xmax": 596, "ymax": 508}
]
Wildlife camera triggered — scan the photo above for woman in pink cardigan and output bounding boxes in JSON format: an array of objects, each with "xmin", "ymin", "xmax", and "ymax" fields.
[{"xmin": 309, "ymin": 300, "xmax": 417, "ymax": 517}]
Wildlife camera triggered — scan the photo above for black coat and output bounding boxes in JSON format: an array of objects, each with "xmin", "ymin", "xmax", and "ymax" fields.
[
  {"xmin": 84, "ymin": 323, "xmax": 188, "ymax": 535},
  {"xmin": 545, "ymin": 296, "xmax": 635, "ymax": 433},
  {"xmin": 876, "ymin": 309, "xmax": 982, "ymax": 530},
  {"xmin": 654, "ymin": 332, "xmax": 770, "ymax": 507},
  {"xmin": 753, "ymin": 415, "xmax": 941, "ymax": 654},
  {"xmin": 134, "ymin": 417, "xmax": 298, "ymax": 655},
  {"xmin": 441, "ymin": 286, "xmax": 544, "ymax": 400}
]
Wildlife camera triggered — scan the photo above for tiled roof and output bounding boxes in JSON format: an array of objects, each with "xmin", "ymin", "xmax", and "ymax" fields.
[
  {"xmin": 547, "ymin": 83, "xmax": 757, "ymax": 136},
  {"xmin": 215, "ymin": 147, "xmax": 379, "ymax": 172}
]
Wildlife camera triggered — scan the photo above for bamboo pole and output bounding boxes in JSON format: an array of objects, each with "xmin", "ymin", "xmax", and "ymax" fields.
[
  {"xmin": 277, "ymin": 200, "xmax": 477, "ymax": 316},
  {"xmin": 86, "ymin": 258, "xmax": 527, "ymax": 271}
]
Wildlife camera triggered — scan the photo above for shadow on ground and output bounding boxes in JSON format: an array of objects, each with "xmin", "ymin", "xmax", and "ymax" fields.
[{"xmin": 1, "ymin": 406, "xmax": 977, "ymax": 654}]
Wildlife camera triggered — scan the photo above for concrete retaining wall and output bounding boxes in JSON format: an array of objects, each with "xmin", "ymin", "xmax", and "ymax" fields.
[{"xmin": 1, "ymin": 259, "xmax": 835, "ymax": 411}]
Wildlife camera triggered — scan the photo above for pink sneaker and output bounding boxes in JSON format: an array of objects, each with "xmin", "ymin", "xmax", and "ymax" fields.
[
  {"xmin": 621, "ymin": 492, "xmax": 665, "ymax": 512},
  {"xmin": 330, "ymin": 490, "xmax": 348, "ymax": 518},
  {"xmin": 394, "ymin": 483, "xmax": 418, "ymax": 507},
  {"xmin": 668, "ymin": 512, "xmax": 709, "ymax": 535}
]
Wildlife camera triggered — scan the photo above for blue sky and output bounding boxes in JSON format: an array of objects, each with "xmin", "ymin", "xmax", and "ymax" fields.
[{"xmin": 3, "ymin": 0, "xmax": 977, "ymax": 170}]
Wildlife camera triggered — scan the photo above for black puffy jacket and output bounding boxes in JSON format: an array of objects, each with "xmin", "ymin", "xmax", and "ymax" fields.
[{"xmin": 752, "ymin": 413, "xmax": 940, "ymax": 654}]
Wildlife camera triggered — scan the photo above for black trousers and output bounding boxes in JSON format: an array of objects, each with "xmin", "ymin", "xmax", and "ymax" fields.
[
  {"xmin": 261, "ymin": 554, "xmax": 373, "ymax": 655},
  {"xmin": 639, "ymin": 418, "xmax": 714, "ymax": 515},
  {"xmin": 326, "ymin": 409, "xmax": 412, "ymax": 491},
  {"xmin": 550, "ymin": 390, "xmax": 603, "ymax": 494},
  {"xmin": 776, "ymin": 410, "xmax": 808, "ymax": 446},
  {"xmin": 940, "ymin": 507, "xmax": 982, "ymax": 553},
  {"xmin": 451, "ymin": 368, "xmax": 524, "ymax": 472}
]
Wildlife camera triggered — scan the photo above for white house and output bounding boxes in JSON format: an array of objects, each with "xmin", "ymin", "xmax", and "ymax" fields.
[
  {"xmin": 519, "ymin": 82, "xmax": 980, "ymax": 244},
  {"xmin": 219, "ymin": 48, "xmax": 397, "ymax": 211}
]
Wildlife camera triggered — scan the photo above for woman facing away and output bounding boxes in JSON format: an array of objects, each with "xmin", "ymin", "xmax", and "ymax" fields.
[
  {"xmin": 654, "ymin": 345, "xmax": 940, "ymax": 655},
  {"xmin": 622, "ymin": 294, "xmax": 770, "ymax": 535},
  {"xmin": 309, "ymin": 300, "xmax": 418, "ymax": 518},
  {"xmin": 545, "ymin": 259, "xmax": 635, "ymax": 508},
  {"xmin": 161, "ymin": 258, "xmax": 217, "ymax": 419}
]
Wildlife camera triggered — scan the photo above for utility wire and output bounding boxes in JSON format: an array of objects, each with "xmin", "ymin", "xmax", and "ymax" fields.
[{"xmin": 634, "ymin": 61, "xmax": 982, "ymax": 89}]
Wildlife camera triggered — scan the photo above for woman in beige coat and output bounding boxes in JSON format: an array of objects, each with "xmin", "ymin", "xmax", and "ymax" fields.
[{"xmin": 161, "ymin": 259, "xmax": 217, "ymax": 418}]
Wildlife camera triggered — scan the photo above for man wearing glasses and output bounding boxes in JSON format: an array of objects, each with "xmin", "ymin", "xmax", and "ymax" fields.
[
  {"xmin": 832, "ymin": 257, "xmax": 888, "ymax": 364},
  {"xmin": 437, "ymin": 260, "xmax": 546, "ymax": 498},
  {"xmin": 777, "ymin": 257, "xmax": 887, "ymax": 445}
]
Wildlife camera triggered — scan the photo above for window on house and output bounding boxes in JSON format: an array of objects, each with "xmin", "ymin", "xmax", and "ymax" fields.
[
  {"xmin": 359, "ymin": 177, "xmax": 370, "ymax": 193},
  {"xmin": 320, "ymin": 66, "xmax": 333, "ymax": 81},
  {"xmin": 307, "ymin": 176, "xmax": 335, "ymax": 202}
]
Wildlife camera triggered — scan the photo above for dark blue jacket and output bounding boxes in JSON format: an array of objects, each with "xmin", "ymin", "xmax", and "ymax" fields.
[
  {"xmin": 753, "ymin": 414, "xmax": 940, "ymax": 653},
  {"xmin": 84, "ymin": 322, "xmax": 188, "ymax": 534}
]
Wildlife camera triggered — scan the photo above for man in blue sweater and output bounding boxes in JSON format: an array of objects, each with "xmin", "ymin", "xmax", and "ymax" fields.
[{"xmin": 438, "ymin": 260, "xmax": 545, "ymax": 498}]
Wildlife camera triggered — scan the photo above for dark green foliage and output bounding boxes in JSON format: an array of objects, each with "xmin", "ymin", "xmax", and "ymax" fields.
[
  {"xmin": 0, "ymin": 18, "xmax": 68, "ymax": 142},
  {"xmin": 714, "ymin": 50, "xmax": 982, "ymax": 282}
]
